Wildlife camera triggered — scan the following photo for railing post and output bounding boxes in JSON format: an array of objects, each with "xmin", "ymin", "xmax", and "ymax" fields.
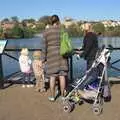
[
  {"xmin": 0, "ymin": 54, "xmax": 4, "ymax": 88},
  {"xmin": 69, "ymin": 55, "xmax": 73, "ymax": 82}
]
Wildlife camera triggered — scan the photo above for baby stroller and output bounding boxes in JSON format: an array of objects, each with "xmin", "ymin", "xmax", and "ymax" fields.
[{"xmin": 62, "ymin": 46, "xmax": 111, "ymax": 115}]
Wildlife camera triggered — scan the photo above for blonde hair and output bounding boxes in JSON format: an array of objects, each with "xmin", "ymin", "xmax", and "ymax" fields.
[
  {"xmin": 20, "ymin": 48, "xmax": 29, "ymax": 56},
  {"xmin": 33, "ymin": 51, "xmax": 41, "ymax": 59}
]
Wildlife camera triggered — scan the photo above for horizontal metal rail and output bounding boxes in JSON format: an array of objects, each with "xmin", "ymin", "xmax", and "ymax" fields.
[{"xmin": 5, "ymin": 48, "xmax": 42, "ymax": 51}]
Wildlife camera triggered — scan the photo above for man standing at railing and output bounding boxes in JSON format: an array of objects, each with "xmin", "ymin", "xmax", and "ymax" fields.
[{"xmin": 82, "ymin": 23, "xmax": 98, "ymax": 70}]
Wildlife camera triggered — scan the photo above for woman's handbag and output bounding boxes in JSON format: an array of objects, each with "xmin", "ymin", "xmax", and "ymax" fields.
[{"xmin": 60, "ymin": 28, "xmax": 73, "ymax": 57}]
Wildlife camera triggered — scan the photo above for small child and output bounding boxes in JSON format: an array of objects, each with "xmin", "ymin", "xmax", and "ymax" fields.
[
  {"xmin": 19, "ymin": 48, "xmax": 32, "ymax": 88},
  {"xmin": 32, "ymin": 51, "xmax": 46, "ymax": 92}
]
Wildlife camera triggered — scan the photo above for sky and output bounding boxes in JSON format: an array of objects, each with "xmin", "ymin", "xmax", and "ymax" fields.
[{"xmin": 0, "ymin": 0, "xmax": 120, "ymax": 21}]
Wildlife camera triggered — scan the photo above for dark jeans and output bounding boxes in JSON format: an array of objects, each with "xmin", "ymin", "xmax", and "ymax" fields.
[
  {"xmin": 87, "ymin": 59, "xmax": 94, "ymax": 70},
  {"xmin": 23, "ymin": 73, "xmax": 31, "ymax": 84}
]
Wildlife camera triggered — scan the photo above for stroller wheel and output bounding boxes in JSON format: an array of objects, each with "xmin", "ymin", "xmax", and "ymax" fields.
[
  {"xmin": 78, "ymin": 100, "xmax": 84, "ymax": 105},
  {"xmin": 63, "ymin": 101, "xmax": 74, "ymax": 113},
  {"xmin": 92, "ymin": 104, "xmax": 103, "ymax": 115}
]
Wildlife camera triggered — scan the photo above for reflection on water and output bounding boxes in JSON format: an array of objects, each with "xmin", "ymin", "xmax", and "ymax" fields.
[{"xmin": 2, "ymin": 37, "xmax": 120, "ymax": 78}]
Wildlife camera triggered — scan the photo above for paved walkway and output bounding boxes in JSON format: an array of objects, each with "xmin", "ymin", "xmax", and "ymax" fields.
[{"xmin": 0, "ymin": 83, "xmax": 120, "ymax": 120}]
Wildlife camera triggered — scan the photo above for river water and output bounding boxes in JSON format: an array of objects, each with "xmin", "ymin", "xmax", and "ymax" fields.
[{"xmin": 2, "ymin": 37, "xmax": 120, "ymax": 78}]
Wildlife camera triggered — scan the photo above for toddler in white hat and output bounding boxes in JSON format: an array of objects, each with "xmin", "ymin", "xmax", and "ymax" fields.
[{"xmin": 19, "ymin": 48, "xmax": 32, "ymax": 88}]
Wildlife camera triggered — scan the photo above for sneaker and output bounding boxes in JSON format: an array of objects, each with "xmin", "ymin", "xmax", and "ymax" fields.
[
  {"xmin": 26, "ymin": 85, "xmax": 30, "ymax": 88},
  {"xmin": 59, "ymin": 96, "xmax": 65, "ymax": 101},
  {"xmin": 48, "ymin": 96, "xmax": 55, "ymax": 102},
  {"xmin": 22, "ymin": 84, "xmax": 25, "ymax": 88},
  {"xmin": 35, "ymin": 88, "xmax": 40, "ymax": 92},
  {"xmin": 40, "ymin": 88, "xmax": 46, "ymax": 92}
]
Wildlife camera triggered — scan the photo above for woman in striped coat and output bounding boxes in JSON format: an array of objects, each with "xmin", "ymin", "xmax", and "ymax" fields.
[{"xmin": 43, "ymin": 15, "xmax": 68, "ymax": 101}]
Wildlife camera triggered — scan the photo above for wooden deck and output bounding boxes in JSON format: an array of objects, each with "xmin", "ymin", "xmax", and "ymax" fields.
[
  {"xmin": 0, "ymin": 81, "xmax": 120, "ymax": 120},
  {"xmin": 0, "ymin": 73, "xmax": 120, "ymax": 120}
]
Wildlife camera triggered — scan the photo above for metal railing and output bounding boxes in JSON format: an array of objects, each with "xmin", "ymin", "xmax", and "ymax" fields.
[
  {"xmin": 1, "ymin": 46, "xmax": 120, "ymax": 89},
  {"xmin": 0, "ymin": 48, "xmax": 42, "ymax": 88}
]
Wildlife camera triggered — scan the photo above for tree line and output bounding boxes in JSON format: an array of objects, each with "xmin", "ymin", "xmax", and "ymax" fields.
[
  {"xmin": 0, "ymin": 16, "xmax": 120, "ymax": 39},
  {"xmin": 66, "ymin": 22, "xmax": 120, "ymax": 37},
  {"xmin": 0, "ymin": 16, "xmax": 50, "ymax": 39}
]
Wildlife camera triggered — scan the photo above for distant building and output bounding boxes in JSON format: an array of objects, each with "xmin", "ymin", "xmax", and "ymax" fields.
[
  {"xmin": 62, "ymin": 17, "xmax": 76, "ymax": 28},
  {"xmin": 101, "ymin": 20, "xmax": 120, "ymax": 28},
  {"xmin": 1, "ymin": 21, "xmax": 15, "ymax": 30},
  {"xmin": 26, "ymin": 23, "xmax": 36, "ymax": 28}
]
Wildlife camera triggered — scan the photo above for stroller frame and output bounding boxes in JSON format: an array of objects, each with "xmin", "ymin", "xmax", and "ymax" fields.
[{"xmin": 63, "ymin": 47, "xmax": 111, "ymax": 115}]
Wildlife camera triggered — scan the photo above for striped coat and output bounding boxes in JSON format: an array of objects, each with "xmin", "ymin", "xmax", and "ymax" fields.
[{"xmin": 43, "ymin": 25, "xmax": 68, "ymax": 76}]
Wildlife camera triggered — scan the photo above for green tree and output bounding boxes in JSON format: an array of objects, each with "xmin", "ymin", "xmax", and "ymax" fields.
[
  {"xmin": 1, "ymin": 18, "xmax": 9, "ymax": 23},
  {"xmin": 21, "ymin": 20, "xmax": 27, "ymax": 27},
  {"xmin": 11, "ymin": 16, "xmax": 19, "ymax": 23},
  {"xmin": 22, "ymin": 18, "xmax": 36, "ymax": 24},
  {"xmin": 114, "ymin": 26, "xmax": 120, "ymax": 36},
  {"xmin": 105, "ymin": 26, "xmax": 115, "ymax": 36},
  {"xmin": 39, "ymin": 16, "xmax": 51, "ymax": 25},
  {"xmin": 0, "ymin": 27, "xmax": 3, "ymax": 33},
  {"xmin": 77, "ymin": 21, "xmax": 83, "ymax": 27},
  {"xmin": 11, "ymin": 24, "xmax": 23, "ymax": 38},
  {"xmin": 111, "ymin": 26, "xmax": 120, "ymax": 36},
  {"xmin": 0, "ymin": 27, "xmax": 3, "ymax": 39},
  {"xmin": 35, "ymin": 22, "xmax": 46, "ymax": 33},
  {"xmin": 67, "ymin": 23, "xmax": 83, "ymax": 37},
  {"xmin": 93, "ymin": 23, "xmax": 105, "ymax": 34},
  {"xmin": 28, "ymin": 18, "xmax": 36, "ymax": 23}
]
